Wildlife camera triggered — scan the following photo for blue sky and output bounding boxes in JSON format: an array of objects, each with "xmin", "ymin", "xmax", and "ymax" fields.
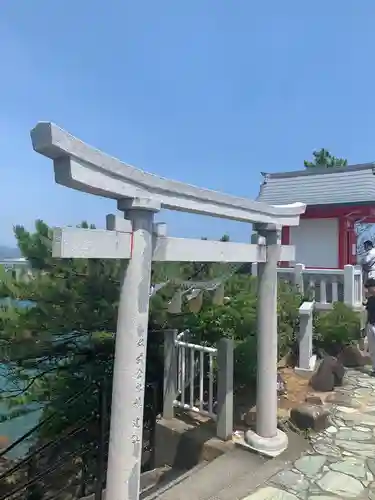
[{"xmin": 1, "ymin": 1, "xmax": 375, "ymax": 247}]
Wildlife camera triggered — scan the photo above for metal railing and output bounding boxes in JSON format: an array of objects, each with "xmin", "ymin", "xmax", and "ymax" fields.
[
  {"xmin": 175, "ymin": 335, "xmax": 217, "ymax": 419},
  {"xmin": 163, "ymin": 330, "xmax": 234, "ymax": 441}
]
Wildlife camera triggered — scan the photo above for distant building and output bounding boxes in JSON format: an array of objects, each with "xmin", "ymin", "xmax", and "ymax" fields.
[
  {"xmin": 0, "ymin": 257, "xmax": 29, "ymax": 269},
  {"xmin": 257, "ymin": 162, "xmax": 375, "ymax": 269},
  {"xmin": 0, "ymin": 258, "xmax": 30, "ymax": 280}
]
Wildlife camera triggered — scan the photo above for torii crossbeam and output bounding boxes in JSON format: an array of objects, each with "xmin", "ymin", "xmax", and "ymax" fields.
[{"xmin": 31, "ymin": 122, "xmax": 306, "ymax": 500}]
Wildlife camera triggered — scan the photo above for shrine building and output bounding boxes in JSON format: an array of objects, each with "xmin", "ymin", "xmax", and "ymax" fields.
[{"xmin": 257, "ymin": 162, "xmax": 375, "ymax": 269}]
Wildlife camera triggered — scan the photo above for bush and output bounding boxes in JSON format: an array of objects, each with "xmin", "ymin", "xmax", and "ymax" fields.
[
  {"xmin": 178, "ymin": 276, "xmax": 304, "ymax": 389},
  {"xmin": 233, "ymin": 335, "xmax": 257, "ymax": 389},
  {"xmin": 313, "ymin": 302, "xmax": 361, "ymax": 356},
  {"xmin": 277, "ymin": 280, "xmax": 304, "ymax": 359}
]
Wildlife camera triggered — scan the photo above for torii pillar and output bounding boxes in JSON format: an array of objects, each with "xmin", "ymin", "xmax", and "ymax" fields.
[
  {"xmin": 244, "ymin": 224, "xmax": 287, "ymax": 455},
  {"xmin": 106, "ymin": 199, "xmax": 159, "ymax": 500}
]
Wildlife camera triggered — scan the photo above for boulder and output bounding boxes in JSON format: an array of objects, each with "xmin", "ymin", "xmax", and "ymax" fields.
[
  {"xmin": 337, "ymin": 345, "xmax": 366, "ymax": 368},
  {"xmin": 310, "ymin": 356, "xmax": 345, "ymax": 392},
  {"xmin": 333, "ymin": 358, "xmax": 346, "ymax": 386},
  {"xmin": 290, "ymin": 404, "xmax": 330, "ymax": 431}
]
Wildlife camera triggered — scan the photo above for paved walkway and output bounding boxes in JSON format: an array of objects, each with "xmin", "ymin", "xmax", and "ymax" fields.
[{"xmin": 242, "ymin": 368, "xmax": 375, "ymax": 500}]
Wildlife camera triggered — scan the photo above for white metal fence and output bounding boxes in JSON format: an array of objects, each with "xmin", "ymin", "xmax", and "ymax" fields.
[
  {"xmin": 175, "ymin": 332, "xmax": 217, "ymax": 419},
  {"xmin": 163, "ymin": 330, "xmax": 234, "ymax": 441}
]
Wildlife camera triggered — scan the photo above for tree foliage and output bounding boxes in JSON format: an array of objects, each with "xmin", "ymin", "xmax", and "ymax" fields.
[
  {"xmin": 304, "ymin": 148, "xmax": 347, "ymax": 169},
  {"xmin": 0, "ymin": 218, "xmax": 360, "ymax": 449},
  {"xmin": 0, "ymin": 221, "xmax": 240, "ymax": 438}
]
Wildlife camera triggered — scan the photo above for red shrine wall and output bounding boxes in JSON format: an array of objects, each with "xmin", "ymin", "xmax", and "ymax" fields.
[{"xmin": 280, "ymin": 204, "xmax": 375, "ymax": 269}]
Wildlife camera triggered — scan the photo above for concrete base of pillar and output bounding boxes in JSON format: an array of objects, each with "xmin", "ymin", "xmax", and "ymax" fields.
[
  {"xmin": 243, "ymin": 428, "xmax": 288, "ymax": 458},
  {"xmin": 294, "ymin": 355, "xmax": 317, "ymax": 379}
]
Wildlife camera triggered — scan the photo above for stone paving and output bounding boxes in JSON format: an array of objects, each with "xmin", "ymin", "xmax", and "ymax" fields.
[{"xmin": 242, "ymin": 368, "xmax": 375, "ymax": 499}]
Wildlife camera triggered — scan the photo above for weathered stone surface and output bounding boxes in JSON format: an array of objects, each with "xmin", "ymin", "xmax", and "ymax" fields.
[
  {"xmin": 242, "ymin": 486, "xmax": 299, "ymax": 499},
  {"xmin": 335, "ymin": 428, "xmax": 372, "ymax": 441},
  {"xmin": 325, "ymin": 392, "xmax": 361, "ymax": 408},
  {"xmin": 330, "ymin": 457, "xmax": 367, "ymax": 478},
  {"xmin": 312, "ymin": 442, "xmax": 342, "ymax": 457},
  {"xmin": 308, "ymin": 497, "xmax": 343, "ymax": 500},
  {"xmin": 239, "ymin": 366, "xmax": 375, "ymax": 500},
  {"xmin": 294, "ymin": 455, "xmax": 326, "ymax": 477},
  {"xmin": 325, "ymin": 425, "xmax": 337, "ymax": 434},
  {"xmin": 367, "ymin": 459, "xmax": 375, "ymax": 476},
  {"xmin": 310, "ymin": 356, "xmax": 345, "ymax": 392},
  {"xmin": 336, "ymin": 440, "xmax": 375, "ymax": 457},
  {"xmin": 270, "ymin": 470, "xmax": 309, "ymax": 492},
  {"xmin": 317, "ymin": 470, "xmax": 364, "ymax": 497},
  {"xmin": 337, "ymin": 345, "xmax": 367, "ymax": 367},
  {"xmin": 290, "ymin": 404, "xmax": 330, "ymax": 431},
  {"xmin": 305, "ymin": 394, "xmax": 324, "ymax": 405}
]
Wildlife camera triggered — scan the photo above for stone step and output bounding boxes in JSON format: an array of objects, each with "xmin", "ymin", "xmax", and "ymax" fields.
[
  {"xmin": 80, "ymin": 465, "xmax": 172, "ymax": 500},
  {"xmin": 150, "ymin": 431, "xmax": 309, "ymax": 500},
  {"xmin": 141, "ymin": 461, "xmax": 210, "ymax": 499}
]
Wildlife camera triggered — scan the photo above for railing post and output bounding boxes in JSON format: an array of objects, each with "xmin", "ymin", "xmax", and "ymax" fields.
[
  {"xmin": 294, "ymin": 263, "xmax": 305, "ymax": 295},
  {"xmin": 163, "ymin": 329, "xmax": 178, "ymax": 419},
  {"xmin": 344, "ymin": 265, "xmax": 355, "ymax": 308},
  {"xmin": 354, "ymin": 268, "xmax": 363, "ymax": 306},
  {"xmin": 216, "ymin": 338, "xmax": 234, "ymax": 441},
  {"xmin": 295, "ymin": 301, "xmax": 316, "ymax": 377}
]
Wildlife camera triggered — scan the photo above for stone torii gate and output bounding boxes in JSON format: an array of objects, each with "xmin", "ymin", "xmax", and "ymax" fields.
[{"xmin": 30, "ymin": 122, "xmax": 306, "ymax": 500}]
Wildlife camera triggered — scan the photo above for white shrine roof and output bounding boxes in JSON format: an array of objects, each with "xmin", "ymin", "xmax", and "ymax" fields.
[{"xmin": 257, "ymin": 162, "xmax": 375, "ymax": 206}]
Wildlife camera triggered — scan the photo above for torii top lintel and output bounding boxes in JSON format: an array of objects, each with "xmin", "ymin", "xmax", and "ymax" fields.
[{"xmin": 30, "ymin": 122, "xmax": 306, "ymax": 226}]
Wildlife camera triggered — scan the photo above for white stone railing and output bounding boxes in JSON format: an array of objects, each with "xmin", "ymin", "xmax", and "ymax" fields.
[
  {"xmin": 163, "ymin": 330, "xmax": 233, "ymax": 441},
  {"xmin": 253, "ymin": 263, "xmax": 363, "ymax": 310},
  {"xmin": 295, "ymin": 301, "xmax": 316, "ymax": 377}
]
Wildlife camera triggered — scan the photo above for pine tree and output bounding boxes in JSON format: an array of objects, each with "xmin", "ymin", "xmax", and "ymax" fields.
[
  {"xmin": 0, "ymin": 221, "xmax": 235, "ymax": 438},
  {"xmin": 0, "ymin": 220, "xmax": 122, "ymax": 438}
]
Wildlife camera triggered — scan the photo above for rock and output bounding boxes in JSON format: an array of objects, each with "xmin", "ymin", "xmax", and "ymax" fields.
[
  {"xmin": 317, "ymin": 470, "xmax": 364, "ymax": 497},
  {"xmin": 332, "ymin": 358, "xmax": 345, "ymax": 386},
  {"xmin": 310, "ymin": 356, "xmax": 345, "ymax": 392},
  {"xmin": 269, "ymin": 470, "xmax": 309, "ymax": 492},
  {"xmin": 294, "ymin": 455, "xmax": 326, "ymax": 476},
  {"xmin": 337, "ymin": 345, "xmax": 367, "ymax": 367},
  {"xmin": 305, "ymin": 394, "xmax": 324, "ymax": 405},
  {"xmin": 290, "ymin": 404, "xmax": 330, "ymax": 431}
]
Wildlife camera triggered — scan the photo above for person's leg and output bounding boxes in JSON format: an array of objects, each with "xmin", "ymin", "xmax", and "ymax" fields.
[{"xmin": 367, "ymin": 323, "xmax": 375, "ymax": 373}]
